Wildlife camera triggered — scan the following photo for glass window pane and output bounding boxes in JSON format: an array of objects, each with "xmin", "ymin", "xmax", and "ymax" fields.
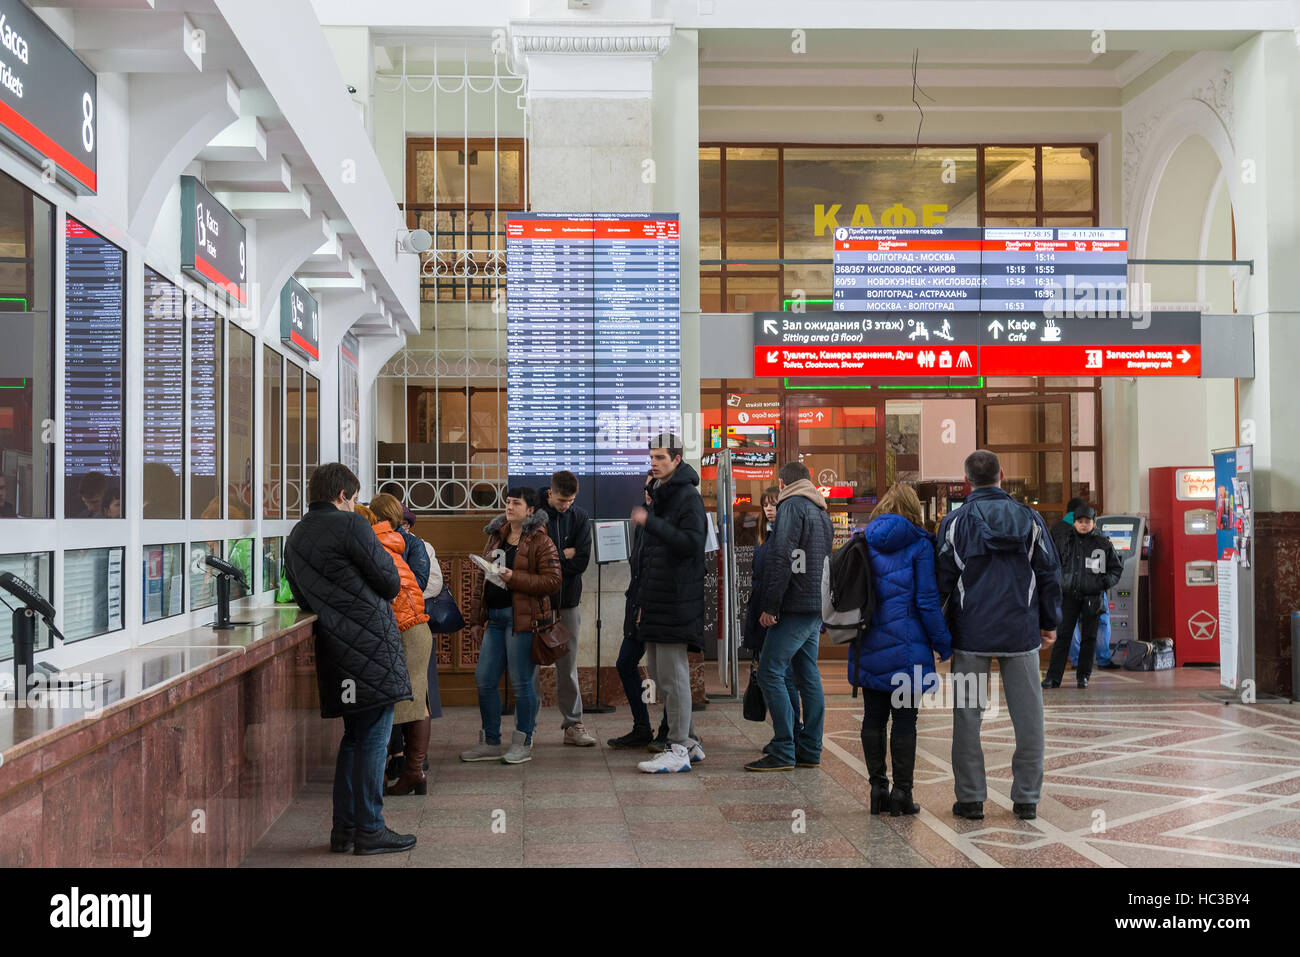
[
  {"xmin": 799, "ymin": 451, "xmax": 876, "ymax": 499},
  {"xmin": 190, "ymin": 541, "xmax": 219, "ymax": 611},
  {"xmin": 0, "ymin": 176, "xmax": 53, "ymax": 519},
  {"xmin": 1043, "ymin": 146, "xmax": 1094, "ymax": 212},
  {"xmin": 285, "ymin": 362, "xmax": 303, "ymax": 519},
  {"xmin": 700, "ymin": 217, "xmax": 720, "ymax": 263},
  {"xmin": 984, "ymin": 147, "xmax": 1037, "ymax": 212},
  {"xmin": 724, "ymin": 147, "xmax": 779, "ymax": 212},
  {"xmin": 700, "ymin": 147, "xmax": 720, "ymax": 211},
  {"xmin": 413, "ymin": 148, "xmax": 466, "ymax": 206},
  {"xmin": 190, "ymin": 298, "xmax": 223, "ymax": 518},
  {"xmin": 228, "ymin": 326, "xmax": 254, "ymax": 519},
  {"xmin": 142, "ymin": 543, "xmax": 184, "ymax": 623},
  {"xmin": 701, "ymin": 275, "xmax": 721, "ymax": 312},
  {"xmin": 227, "ymin": 537, "xmax": 254, "ymax": 600},
  {"xmin": 0, "ymin": 551, "xmax": 52, "ymax": 659},
  {"xmin": 723, "ymin": 217, "xmax": 779, "ymax": 270},
  {"xmin": 723, "ymin": 274, "xmax": 780, "ymax": 312},
  {"xmin": 143, "ymin": 270, "xmax": 183, "ymax": 519},
  {"xmin": 986, "ymin": 402, "xmax": 1064, "ymax": 445},
  {"xmin": 998, "ymin": 451, "xmax": 1066, "ymax": 508},
  {"xmin": 63, "ymin": 547, "xmax": 125, "ymax": 642},
  {"xmin": 305, "ymin": 373, "xmax": 319, "ymax": 493},
  {"xmin": 783, "ymin": 263, "xmax": 832, "ymax": 304},
  {"xmin": 262, "ymin": 536, "xmax": 283, "ymax": 593},
  {"xmin": 64, "ymin": 220, "xmax": 125, "ymax": 518},
  {"xmin": 1072, "ymin": 451, "xmax": 1097, "ymax": 506},
  {"xmin": 263, "ymin": 347, "xmax": 282, "ymax": 519}
]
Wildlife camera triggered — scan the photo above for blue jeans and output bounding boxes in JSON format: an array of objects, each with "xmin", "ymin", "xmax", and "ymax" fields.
[
  {"xmin": 1071, "ymin": 606, "xmax": 1112, "ymax": 665},
  {"xmin": 782, "ymin": 666, "xmax": 803, "ymax": 737},
  {"xmin": 475, "ymin": 605, "xmax": 538, "ymax": 744},
  {"xmin": 756, "ymin": 613, "xmax": 825, "ymax": 764},
  {"xmin": 616, "ymin": 633, "xmax": 651, "ymax": 728},
  {"xmin": 332, "ymin": 704, "xmax": 395, "ymax": 833}
]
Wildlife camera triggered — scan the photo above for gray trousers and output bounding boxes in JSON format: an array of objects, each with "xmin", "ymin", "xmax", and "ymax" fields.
[
  {"xmin": 951, "ymin": 650, "xmax": 1044, "ymax": 805},
  {"xmin": 554, "ymin": 606, "xmax": 582, "ymax": 727},
  {"xmin": 645, "ymin": 641, "xmax": 696, "ymax": 749}
]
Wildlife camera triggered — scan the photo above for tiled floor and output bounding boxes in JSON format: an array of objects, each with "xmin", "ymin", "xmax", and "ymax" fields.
[{"xmin": 242, "ymin": 666, "xmax": 1300, "ymax": 868}]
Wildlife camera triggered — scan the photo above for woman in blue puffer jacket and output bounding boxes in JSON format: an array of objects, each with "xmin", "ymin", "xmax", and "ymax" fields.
[{"xmin": 854, "ymin": 484, "xmax": 952, "ymax": 817}]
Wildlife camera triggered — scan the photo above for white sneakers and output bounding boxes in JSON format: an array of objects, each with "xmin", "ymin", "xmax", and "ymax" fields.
[
  {"xmin": 563, "ymin": 722, "xmax": 597, "ymax": 747},
  {"xmin": 637, "ymin": 743, "xmax": 704, "ymax": 773}
]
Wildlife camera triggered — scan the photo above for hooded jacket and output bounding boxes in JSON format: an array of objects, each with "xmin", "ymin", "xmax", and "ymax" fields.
[
  {"xmin": 469, "ymin": 509, "xmax": 562, "ymax": 634},
  {"xmin": 284, "ymin": 502, "xmax": 411, "ymax": 719},
  {"xmin": 373, "ymin": 523, "xmax": 432, "ymax": 632},
  {"xmin": 1058, "ymin": 525, "xmax": 1124, "ymax": 599},
  {"xmin": 632, "ymin": 462, "xmax": 707, "ymax": 648},
  {"xmin": 851, "ymin": 514, "xmax": 952, "ymax": 691},
  {"xmin": 538, "ymin": 490, "xmax": 592, "ymax": 610},
  {"xmin": 936, "ymin": 486, "xmax": 1062, "ymax": 655},
  {"xmin": 759, "ymin": 479, "xmax": 835, "ymax": 618}
]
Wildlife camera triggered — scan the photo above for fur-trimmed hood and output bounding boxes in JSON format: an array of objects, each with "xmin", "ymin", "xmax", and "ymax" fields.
[{"xmin": 483, "ymin": 509, "xmax": 550, "ymax": 539}]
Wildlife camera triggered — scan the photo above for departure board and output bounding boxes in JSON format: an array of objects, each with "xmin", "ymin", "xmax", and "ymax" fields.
[
  {"xmin": 507, "ymin": 213, "xmax": 680, "ymax": 517},
  {"xmin": 142, "ymin": 269, "xmax": 184, "ymax": 482},
  {"xmin": 64, "ymin": 219, "xmax": 125, "ymax": 518},
  {"xmin": 188, "ymin": 295, "xmax": 222, "ymax": 518},
  {"xmin": 833, "ymin": 226, "xmax": 1127, "ymax": 313}
]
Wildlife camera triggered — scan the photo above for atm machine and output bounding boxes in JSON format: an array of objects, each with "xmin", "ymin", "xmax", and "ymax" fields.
[
  {"xmin": 1148, "ymin": 466, "xmax": 1219, "ymax": 665},
  {"xmin": 1096, "ymin": 514, "xmax": 1146, "ymax": 651}
]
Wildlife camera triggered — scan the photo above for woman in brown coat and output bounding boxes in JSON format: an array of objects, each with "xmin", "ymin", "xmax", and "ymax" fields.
[{"xmin": 459, "ymin": 487, "xmax": 562, "ymax": 765}]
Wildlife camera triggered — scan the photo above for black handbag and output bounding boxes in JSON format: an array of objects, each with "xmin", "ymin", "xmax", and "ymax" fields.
[
  {"xmin": 742, "ymin": 661, "xmax": 766, "ymax": 722},
  {"xmin": 426, "ymin": 585, "xmax": 466, "ymax": 634}
]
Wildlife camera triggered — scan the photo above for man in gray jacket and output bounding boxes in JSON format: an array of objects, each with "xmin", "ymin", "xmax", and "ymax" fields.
[{"xmin": 747, "ymin": 461, "xmax": 834, "ymax": 772}]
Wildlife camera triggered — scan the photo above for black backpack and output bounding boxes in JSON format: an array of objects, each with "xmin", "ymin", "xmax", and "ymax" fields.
[{"xmin": 821, "ymin": 536, "xmax": 876, "ymax": 640}]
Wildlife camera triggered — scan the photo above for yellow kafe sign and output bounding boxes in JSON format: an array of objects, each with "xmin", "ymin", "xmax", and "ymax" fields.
[{"xmin": 813, "ymin": 203, "xmax": 949, "ymax": 235}]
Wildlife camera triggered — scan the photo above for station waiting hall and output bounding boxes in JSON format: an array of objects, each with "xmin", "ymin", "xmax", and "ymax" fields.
[{"xmin": 2, "ymin": 0, "xmax": 1300, "ymax": 893}]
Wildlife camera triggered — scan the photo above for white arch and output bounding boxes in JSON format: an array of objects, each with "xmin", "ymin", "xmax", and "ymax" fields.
[{"xmin": 1127, "ymin": 98, "xmax": 1237, "ymax": 292}]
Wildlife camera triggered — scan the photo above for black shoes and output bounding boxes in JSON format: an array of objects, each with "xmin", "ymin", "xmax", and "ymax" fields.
[
  {"xmin": 353, "ymin": 826, "xmax": 417, "ymax": 856},
  {"xmin": 329, "ymin": 826, "xmax": 355, "ymax": 853},
  {"xmin": 795, "ymin": 754, "xmax": 821, "ymax": 768},
  {"xmin": 608, "ymin": 724, "xmax": 653, "ymax": 749},
  {"xmin": 745, "ymin": 754, "xmax": 795, "ymax": 772},
  {"xmin": 646, "ymin": 718, "xmax": 670, "ymax": 753},
  {"xmin": 1041, "ymin": 678, "xmax": 1060, "ymax": 689},
  {"xmin": 861, "ymin": 727, "xmax": 890, "ymax": 815},
  {"xmin": 1014, "ymin": 803, "xmax": 1037, "ymax": 820},
  {"xmin": 889, "ymin": 787, "xmax": 921, "ymax": 817},
  {"xmin": 1077, "ymin": 676, "xmax": 1090, "ymax": 689},
  {"xmin": 952, "ymin": 801, "xmax": 984, "ymax": 820}
]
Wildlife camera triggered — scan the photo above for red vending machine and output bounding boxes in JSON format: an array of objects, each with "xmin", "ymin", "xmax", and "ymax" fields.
[{"xmin": 1149, "ymin": 466, "xmax": 1219, "ymax": 664}]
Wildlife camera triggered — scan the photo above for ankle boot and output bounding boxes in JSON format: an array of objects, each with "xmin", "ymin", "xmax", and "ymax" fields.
[
  {"xmin": 860, "ymin": 727, "xmax": 890, "ymax": 814},
  {"xmin": 888, "ymin": 731, "xmax": 921, "ymax": 816},
  {"xmin": 385, "ymin": 718, "xmax": 430, "ymax": 796}
]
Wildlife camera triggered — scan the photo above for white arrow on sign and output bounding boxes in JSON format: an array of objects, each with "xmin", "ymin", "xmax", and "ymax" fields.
[
  {"xmin": 766, "ymin": 350, "xmax": 779, "ymax": 363},
  {"xmin": 987, "ymin": 318, "xmax": 1004, "ymax": 339},
  {"xmin": 1178, "ymin": 349, "xmax": 1191, "ymax": 363},
  {"xmin": 763, "ymin": 319, "xmax": 778, "ymax": 335},
  {"xmin": 815, "ymin": 411, "xmax": 825, "ymax": 421}
]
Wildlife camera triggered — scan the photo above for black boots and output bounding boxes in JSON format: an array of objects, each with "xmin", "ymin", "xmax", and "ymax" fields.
[
  {"xmin": 888, "ymin": 731, "xmax": 921, "ymax": 817},
  {"xmin": 608, "ymin": 724, "xmax": 653, "ymax": 749},
  {"xmin": 861, "ymin": 727, "xmax": 890, "ymax": 814}
]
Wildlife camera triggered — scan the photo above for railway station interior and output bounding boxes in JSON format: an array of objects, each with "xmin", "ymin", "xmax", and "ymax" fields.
[{"xmin": 2, "ymin": 0, "xmax": 1300, "ymax": 877}]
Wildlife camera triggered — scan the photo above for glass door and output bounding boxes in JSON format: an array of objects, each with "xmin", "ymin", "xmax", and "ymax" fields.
[{"xmin": 979, "ymin": 394, "xmax": 1071, "ymax": 518}]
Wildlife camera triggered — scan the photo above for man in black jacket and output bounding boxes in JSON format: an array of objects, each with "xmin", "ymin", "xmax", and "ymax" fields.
[
  {"xmin": 538, "ymin": 470, "xmax": 595, "ymax": 747},
  {"xmin": 746, "ymin": 461, "xmax": 834, "ymax": 772},
  {"xmin": 1042, "ymin": 505, "xmax": 1124, "ymax": 690},
  {"xmin": 631, "ymin": 434, "xmax": 708, "ymax": 774},
  {"xmin": 284, "ymin": 462, "xmax": 416, "ymax": 856}
]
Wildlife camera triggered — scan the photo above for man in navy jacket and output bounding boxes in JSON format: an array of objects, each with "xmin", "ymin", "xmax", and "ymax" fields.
[{"xmin": 937, "ymin": 450, "xmax": 1062, "ymax": 822}]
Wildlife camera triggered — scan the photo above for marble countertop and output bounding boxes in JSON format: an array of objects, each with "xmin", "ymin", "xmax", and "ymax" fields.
[{"xmin": 0, "ymin": 604, "xmax": 316, "ymax": 762}]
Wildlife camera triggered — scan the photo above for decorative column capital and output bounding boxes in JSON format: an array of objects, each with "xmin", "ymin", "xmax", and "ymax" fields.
[{"xmin": 509, "ymin": 19, "xmax": 673, "ymax": 59}]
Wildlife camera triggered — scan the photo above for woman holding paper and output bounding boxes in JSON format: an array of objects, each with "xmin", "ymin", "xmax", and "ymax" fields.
[{"xmin": 460, "ymin": 487, "xmax": 562, "ymax": 765}]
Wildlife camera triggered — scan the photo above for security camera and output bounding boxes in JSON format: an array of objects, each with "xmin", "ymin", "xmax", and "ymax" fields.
[
  {"xmin": 396, "ymin": 228, "xmax": 433, "ymax": 254},
  {"xmin": 347, "ymin": 84, "xmax": 358, "ymax": 95}
]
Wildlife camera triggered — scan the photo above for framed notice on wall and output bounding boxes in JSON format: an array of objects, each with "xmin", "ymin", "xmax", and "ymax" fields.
[{"xmin": 592, "ymin": 520, "xmax": 630, "ymax": 565}]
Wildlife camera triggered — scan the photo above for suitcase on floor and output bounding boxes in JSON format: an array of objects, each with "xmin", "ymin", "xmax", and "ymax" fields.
[{"xmin": 1152, "ymin": 639, "xmax": 1175, "ymax": 671}]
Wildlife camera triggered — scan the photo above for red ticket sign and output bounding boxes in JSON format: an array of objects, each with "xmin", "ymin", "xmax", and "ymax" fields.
[
  {"xmin": 754, "ymin": 345, "xmax": 975, "ymax": 377},
  {"xmin": 981, "ymin": 344, "xmax": 1200, "ymax": 376}
]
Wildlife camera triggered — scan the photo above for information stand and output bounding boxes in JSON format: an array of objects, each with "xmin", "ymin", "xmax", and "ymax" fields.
[{"xmin": 589, "ymin": 520, "xmax": 632, "ymax": 714}]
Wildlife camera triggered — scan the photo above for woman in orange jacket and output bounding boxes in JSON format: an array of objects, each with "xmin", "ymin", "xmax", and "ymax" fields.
[{"xmin": 361, "ymin": 495, "xmax": 434, "ymax": 795}]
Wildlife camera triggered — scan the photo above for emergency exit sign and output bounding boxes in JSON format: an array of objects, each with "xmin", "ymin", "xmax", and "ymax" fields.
[{"xmin": 754, "ymin": 311, "xmax": 1202, "ymax": 378}]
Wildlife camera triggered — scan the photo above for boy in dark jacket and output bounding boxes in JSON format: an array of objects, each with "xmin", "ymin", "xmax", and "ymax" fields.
[
  {"xmin": 746, "ymin": 461, "xmax": 834, "ymax": 772},
  {"xmin": 538, "ymin": 470, "xmax": 595, "ymax": 747},
  {"xmin": 1042, "ymin": 505, "xmax": 1123, "ymax": 689},
  {"xmin": 631, "ymin": 435, "xmax": 708, "ymax": 774},
  {"xmin": 936, "ymin": 450, "xmax": 1062, "ymax": 822},
  {"xmin": 283, "ymin": 463, "xmax": 416, "ymax": 856}
]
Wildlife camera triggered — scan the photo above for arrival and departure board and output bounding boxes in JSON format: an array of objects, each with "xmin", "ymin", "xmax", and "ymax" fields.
[
  {"xmin": 507, "ymin": 213, "xmax": 680, "ymax": 517},
  {"xmin": 64, "ymin": 219, "xmax": 124, "ymax": 517},
  {"xmin": 833, "ymin": 227, "xmax": 1127, "ymax": 313}
]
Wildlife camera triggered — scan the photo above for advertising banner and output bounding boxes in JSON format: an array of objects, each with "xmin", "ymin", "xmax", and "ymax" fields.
[{"xmin": 1212, "ymin": 446, "xmax": 1254, "ymax": 692}]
